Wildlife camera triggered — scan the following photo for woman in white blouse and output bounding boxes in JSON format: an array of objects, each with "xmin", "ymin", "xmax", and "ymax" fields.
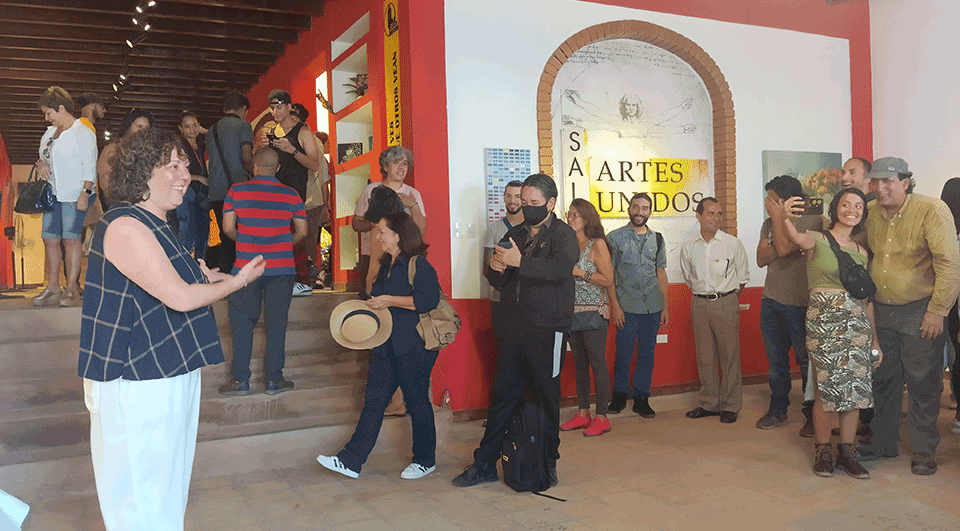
[{"xmin": 34, "ymin": 86, "xmax": 98, "ymax": 307}]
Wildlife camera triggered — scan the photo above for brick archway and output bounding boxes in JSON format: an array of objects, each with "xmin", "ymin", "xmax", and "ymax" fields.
[{"xmin": 537, "ymin": 20, "xmax": 737, "ymax": 234}]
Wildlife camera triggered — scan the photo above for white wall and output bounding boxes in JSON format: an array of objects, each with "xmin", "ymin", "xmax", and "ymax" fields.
[
  {"xmin": 870, "ymin": 0, "xmax": 960, "ymax": 198},
  {"xmin": 445, "ymin": 0, "xmax": 852, "ymax": 298}
]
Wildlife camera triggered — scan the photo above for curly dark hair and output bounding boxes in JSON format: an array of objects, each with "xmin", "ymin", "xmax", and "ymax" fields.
[
  {"xmin": 378, "ymin": 212, "xmax": 428, "ymax": 266},
  {"xmin": 117, "ymin": 108, "xmax": 155, "ymax": 138},
  {"xmin": 827, "ymin": 187, "xmax": 868, "ymax": 233},
  {"xmin": 109, "ymin": 128, "xmax": 183, "ymax": 205}
]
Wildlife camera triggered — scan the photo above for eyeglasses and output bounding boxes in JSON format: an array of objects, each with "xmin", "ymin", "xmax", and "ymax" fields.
[{"xmin": 565, "ymin": 211, "xmax": 581, "ymax": 219}]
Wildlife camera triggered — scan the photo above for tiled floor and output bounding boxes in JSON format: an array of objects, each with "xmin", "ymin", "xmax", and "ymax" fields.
[{"xmin": 20, "ymin": 383, "xmax": 960, "ymax": 530}]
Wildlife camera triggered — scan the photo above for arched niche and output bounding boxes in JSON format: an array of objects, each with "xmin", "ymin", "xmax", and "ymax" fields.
[{"xmin": 537, "ymin": 20, "xmax": 737, "ymax": 234}]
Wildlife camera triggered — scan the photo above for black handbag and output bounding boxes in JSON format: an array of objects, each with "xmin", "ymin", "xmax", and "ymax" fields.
[
  {"xmin": 570, "ymin": 310, "xmax": 604, "ymax": 332},
  {"xmin": 822, "ymin": 231, "xmax": 876, "ymax": 300},
  {"xmin": 14, "ymin": 164, "xmax": 57, "ymax": 215}
]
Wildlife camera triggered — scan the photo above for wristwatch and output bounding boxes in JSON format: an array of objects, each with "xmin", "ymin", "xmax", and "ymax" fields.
[
  {"xmin": 83, "ymin": 188, "xmax": 93, "ymax": 195},
  {"xmin": 871, "ymin": 348, "xmax": 880, "ymax": 360}
]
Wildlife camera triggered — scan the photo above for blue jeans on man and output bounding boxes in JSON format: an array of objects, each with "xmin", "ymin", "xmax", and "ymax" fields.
[
  {"xmin": 613, "ymin": 311, "xmax": 661, "ymax": 398},
  {"xmin": 759, "ymin": 297, "xmax": 809, "ymax": 415}
]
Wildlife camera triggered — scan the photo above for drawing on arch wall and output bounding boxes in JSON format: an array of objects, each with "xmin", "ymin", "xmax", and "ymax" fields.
[{"xmin": 551, "ymin": 38, "xmax": 714, "ymax": 282}]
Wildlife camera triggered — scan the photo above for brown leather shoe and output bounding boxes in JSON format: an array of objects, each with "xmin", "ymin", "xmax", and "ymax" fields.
[{"xmin": 32, "ymin": 287, "xmax": 62, "ymax": 307}]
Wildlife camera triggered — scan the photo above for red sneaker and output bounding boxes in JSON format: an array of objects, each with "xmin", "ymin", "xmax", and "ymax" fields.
[
  {"xmin": 584, "ymin": 416, "xmax": 611, "ymax": 437},
  {"xmin": 560, "ymin": 412, "xmax": 591, "ymax": 431}
]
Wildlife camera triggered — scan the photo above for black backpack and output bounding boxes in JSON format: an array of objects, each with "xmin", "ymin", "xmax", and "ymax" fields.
[{"xmin": 501, "ymin": 400, "xmax": 551, "ymax": 493}]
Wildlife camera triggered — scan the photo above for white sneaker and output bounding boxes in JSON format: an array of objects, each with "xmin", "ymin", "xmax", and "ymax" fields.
[
  {"xmin": 317, "ymin": 454, "xmax": 359, "ymax": 478},
  {"xmin": 952, "ymin": 419, "xmax": 960, "ymax": 434},
  {"xmin": 400, "ymin": 463, "xmax": 436, "ymax": 480},
  {"xmin": 292, "ymin": 282, "xmax": 313, "ymax": 297}
]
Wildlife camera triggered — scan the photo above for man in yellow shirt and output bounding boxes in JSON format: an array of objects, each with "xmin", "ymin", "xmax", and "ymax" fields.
[{"xmin": 858, "ymin": 157, "xmax": 960, "ymax": 475}]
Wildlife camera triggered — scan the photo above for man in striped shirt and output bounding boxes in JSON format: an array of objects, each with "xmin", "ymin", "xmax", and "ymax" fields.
[{"xmin": 219, "ymin": 148, "xmax": 307, "ymax": 396}]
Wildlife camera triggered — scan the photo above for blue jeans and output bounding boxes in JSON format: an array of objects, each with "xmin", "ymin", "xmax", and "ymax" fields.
[
  {"xmin": 227, "ymin": 275, "xmax": 295, "ymax": 382},
  {"xmin": 338, "ymin": 344, "xmax": 439, "ymax": 472},
  {"xmin": 613, "ymin": 311, "xmax": 661, "ymax": 398},
  {"xmin": 759, "ymin": 298, "xmax": 809, "ymax": 415}
]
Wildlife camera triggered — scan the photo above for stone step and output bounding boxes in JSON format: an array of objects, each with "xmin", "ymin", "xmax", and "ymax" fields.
[
  {"xmin": 0, "ymin": 374, "xmax": 370, "ymax": 467},
  {"xmin": 0, "ymin": 407, "xmax": 456, "ymax": 501}
]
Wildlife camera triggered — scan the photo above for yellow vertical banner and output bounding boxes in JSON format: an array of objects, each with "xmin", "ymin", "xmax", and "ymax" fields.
[{"xmin": 383, "ymin": 1, "xmax": 402, "ymax": 146}]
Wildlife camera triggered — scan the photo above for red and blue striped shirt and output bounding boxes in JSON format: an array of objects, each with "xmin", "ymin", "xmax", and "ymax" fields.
[{"xmin": 224, "ymin": 175, "xmax": 306, "ymax": 276}]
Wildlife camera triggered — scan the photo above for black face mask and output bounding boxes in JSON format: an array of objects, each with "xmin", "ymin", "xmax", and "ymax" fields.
[{"xmin": 522, "ymin": 204, "xmax": 549, "ymax": 225}]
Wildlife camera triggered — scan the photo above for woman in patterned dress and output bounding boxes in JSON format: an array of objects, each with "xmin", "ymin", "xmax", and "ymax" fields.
[
  {"xmin": 559, "ymin": 199, "xmax": 615, "ymax": 436},
  {"xmin": 781, "ymin": 188, "xmax": 882, "ymax": 479}
]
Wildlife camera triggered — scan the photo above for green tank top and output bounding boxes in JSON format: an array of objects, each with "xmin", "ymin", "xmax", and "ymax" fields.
[{"xmin": 806, "ymin": 234, "xmax": 868, "ymax": 291}]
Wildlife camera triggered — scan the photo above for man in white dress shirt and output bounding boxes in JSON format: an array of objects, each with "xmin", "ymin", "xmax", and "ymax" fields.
[{"xmin": 679, "ymin": 197, "xmax": 749, "ymax": 423}]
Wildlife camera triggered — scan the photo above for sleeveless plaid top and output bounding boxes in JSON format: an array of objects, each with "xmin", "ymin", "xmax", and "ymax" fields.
[{"xmin": 79, "ymin": 204, "xmax": 224, "ymax": 381}]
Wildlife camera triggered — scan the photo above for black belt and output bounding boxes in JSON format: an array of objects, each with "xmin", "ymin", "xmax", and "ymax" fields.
[{"xmin": 695, "ymin": 290, "xmax": 737, "ymax": 301}]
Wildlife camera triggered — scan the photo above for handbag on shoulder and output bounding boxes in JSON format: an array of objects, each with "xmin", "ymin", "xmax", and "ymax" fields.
[
  {"xmin": 14, "ymin": 164, "xmax": 56, "ymax": 215},
  {"xmin": 822, "ymin": 231, "xmax": 876, "ymax": 300},
  {"xmin": 407, "ymin": 256, "xmax": 461, "ymax": 350}
]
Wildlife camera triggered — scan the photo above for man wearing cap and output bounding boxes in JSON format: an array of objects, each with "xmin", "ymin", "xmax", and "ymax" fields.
[
  {"xmin": 218, "ymin": 147, "xmax": 307, "ymax": 397},
  {"xmin": 267, "ymin": 89, "xmax": 321, "ymax": 296},
  {"xmin": 857, "ymin": 157, "xmax": 960, "ymax": 475}
]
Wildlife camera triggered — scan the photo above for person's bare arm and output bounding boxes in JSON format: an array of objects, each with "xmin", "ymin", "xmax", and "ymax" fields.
[
  {"xmin": 97, "ymin": 143, "xmax": 116, "ymax": 203},
  {"xmin": 292, "ymin": 217, "xmax": 308, "ymax": 244},
  {"xmin": 241, "ymin": 144, "xmax": 253, "ymax": 175},
  {"xmin": 757, "ymin": 236, "xmax": 778, "ymax": 268},
  {"xmin": 781, "ymin": 198, "xmax": 816, "ymax": 251},
  {"xmin": 297, "ymin": 126, "xmax": 321, "ymax": 172},
  {"xmin": 657, "ymin": 267, "xmax": 669, "ymax": 327},
  {"xmin": 352, "ymin": 216, "xmax": 374, "ymax": 233},
  {"xmin": 586, "ymin": 239, "xmax": 614, "ymax": 287},
  {"xmin": 104, "ymin": 217, "xmax": 264, "ymax": 312},
  {"xmin": 222, "ymin": 210, "xmax": 238, "ymax": 240}
]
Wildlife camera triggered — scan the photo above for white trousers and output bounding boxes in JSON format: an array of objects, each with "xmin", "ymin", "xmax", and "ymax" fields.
[{"xmin": 84, "ymin": 370, "xmax": 201, "ymax": 531}]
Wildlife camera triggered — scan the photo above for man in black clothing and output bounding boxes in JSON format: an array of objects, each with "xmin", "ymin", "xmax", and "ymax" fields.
[{"xmin": 452, "ymin": 173, "xmax": 578, "ymax": 489}]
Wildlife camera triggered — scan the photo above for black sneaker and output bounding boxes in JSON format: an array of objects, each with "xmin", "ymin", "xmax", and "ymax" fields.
[
  {"xmin": 608, "ymin": 392, "xmax": 628, "ymax": 414},
  {"xmin": 632, "ymin": 396, "xmax": 656, "ymax": 418},
  {"xmin": 218, "ymin": 380, "xmax": 251, "ymax": 396},
  {"xmin": 756, "ymin": 410, "xmax": 788, "ymax": 429},
  {"xmin": 451, "ymin": 463, "xmax": 498, "ymax": 487},
  {"xmin": 265, "ymin": 377, "xmax": 294, "ymax": 396}
]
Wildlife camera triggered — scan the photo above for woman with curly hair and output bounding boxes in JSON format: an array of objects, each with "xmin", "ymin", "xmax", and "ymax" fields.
[
  {"xmin": 781, "ymin": 187, "xmax": 882, "ymax": 479},
  {"xmin": 79, "ymin": 128, "xmax": 265, "ymax": 529},
  {"xmin": 559, "ymin": 198, "xmax": 615, "ymax": 436}
]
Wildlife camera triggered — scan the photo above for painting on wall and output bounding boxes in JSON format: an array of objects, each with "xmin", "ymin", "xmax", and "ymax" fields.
[
  {"xmin": 761, "ymin": 150, "xmax": 843, "ymax": 218},
  {"xmin": 551, "ymin": 38, "xmax": 715, "ymax": 282}
]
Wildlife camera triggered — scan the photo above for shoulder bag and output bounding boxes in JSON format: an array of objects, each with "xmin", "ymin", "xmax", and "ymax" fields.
[
  {"xmin": 14, "ymin": 164, "xmax": 56, "ymax": 215},
  {"xmin": 822, "ymin": 231, "xmax": 876, "ymax": 300},
  {"xmin": 408, "ymin": 256, "xmax": 461, "ymax": 350}
]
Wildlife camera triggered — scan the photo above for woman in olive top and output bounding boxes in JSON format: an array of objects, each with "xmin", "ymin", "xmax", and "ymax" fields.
[{"xmin": 781, "ymin": 188, "xmax": 882, "ymax": 479}]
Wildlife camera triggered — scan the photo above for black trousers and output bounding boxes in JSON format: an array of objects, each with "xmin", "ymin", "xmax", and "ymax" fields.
[{"xmin": 474, "ymin": 325, "xmax": 565, "ymax": 466}]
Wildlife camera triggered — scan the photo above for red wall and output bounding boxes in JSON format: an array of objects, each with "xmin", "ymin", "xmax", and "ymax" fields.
[
  {"xmin": 0, "ymin": 134, "xmax": 12, "ymax": 288},
  {"xmin": 406, "ymin": 0, "xmax": 873, "ymax": 412},
  {"xmin": 251, "ymin": 0, "xmax": 874, "ymax": 412}
]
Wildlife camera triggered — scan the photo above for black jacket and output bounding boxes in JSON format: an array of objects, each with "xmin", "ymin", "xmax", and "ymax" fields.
[{"xmin": 485, "ymin": 214, "xmax": 578, "ymax": 330}]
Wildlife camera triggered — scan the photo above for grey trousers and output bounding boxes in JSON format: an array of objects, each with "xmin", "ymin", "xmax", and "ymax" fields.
[
  {"xmin": 871, "ymin": 298, "xmax": 945, "ymax": 455},
  {"xmin": 691, "ymin": 294, "xmax": 743, "ymax": 412}
]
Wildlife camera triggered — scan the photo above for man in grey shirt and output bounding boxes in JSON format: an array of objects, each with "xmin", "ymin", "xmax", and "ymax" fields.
[
  {"xmin": 607, "ymin": 192, "xmax": 668, "ymax": 418},
  {"xmin": 482, "ymin": 180, "xmax": 524, "ymax": 345},
  {"xmin": 206, "ymin": 89, "xmax": 254, "ymax": 274}
]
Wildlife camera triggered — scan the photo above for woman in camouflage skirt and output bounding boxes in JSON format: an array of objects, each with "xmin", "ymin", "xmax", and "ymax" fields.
[{"xmin": 781, "ymin": 188, "xmax": 882, "ymax": 479}]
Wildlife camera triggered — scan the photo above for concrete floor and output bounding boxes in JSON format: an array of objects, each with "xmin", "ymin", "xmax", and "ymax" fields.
[{"xmin": 18, "ymin": 382, "xmax": 960, "ymax": 531}]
